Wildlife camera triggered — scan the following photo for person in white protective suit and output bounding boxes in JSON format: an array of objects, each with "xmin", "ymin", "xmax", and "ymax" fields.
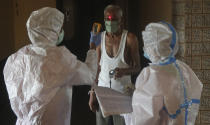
[
  {"xmin": 3, "ymin": 7, "xmax": 97, "ymax": 125},
  {"xmin": 128, "ymin": 22, "xmax": 203, "ymax": 125}
]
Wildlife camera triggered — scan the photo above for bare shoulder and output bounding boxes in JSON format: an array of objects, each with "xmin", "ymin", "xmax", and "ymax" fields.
[{"xmin": 126, "ymin": 32, "xmax": 138, "ymax": 46}]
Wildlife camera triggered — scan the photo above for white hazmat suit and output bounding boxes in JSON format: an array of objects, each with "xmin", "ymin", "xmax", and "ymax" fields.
[
  {"xmin": 3, "ymin": 7, "xmax": 97, "ymax": 125},
  {"xmin": 129, "ymin": 22, "xmax": 203, "ymax": 125}
]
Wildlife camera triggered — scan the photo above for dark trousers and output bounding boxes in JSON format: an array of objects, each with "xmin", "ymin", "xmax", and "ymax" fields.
[{"xmin": 96, "ymin": 108, "xmax": 125, "ymax": 125}]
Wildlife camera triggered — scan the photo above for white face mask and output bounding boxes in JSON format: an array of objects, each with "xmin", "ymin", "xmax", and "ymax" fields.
[{"xmin": 56, "ymin": 29, "xmax": 64, "ymax": 45}]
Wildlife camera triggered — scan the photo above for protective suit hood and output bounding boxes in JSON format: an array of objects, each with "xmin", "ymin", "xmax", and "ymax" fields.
[
  {"xmin": 26, "ymin": 7, "xmax": 64, "ymax": 46},
  {"xmin": 142, "ymin": 22, "xmax": 179, "ymax": 64}
]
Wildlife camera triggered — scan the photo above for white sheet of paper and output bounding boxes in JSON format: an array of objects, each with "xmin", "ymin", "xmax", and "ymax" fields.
[{"xmin": 94, "ymin": 86, "xmax": 133, "ymax": 117}]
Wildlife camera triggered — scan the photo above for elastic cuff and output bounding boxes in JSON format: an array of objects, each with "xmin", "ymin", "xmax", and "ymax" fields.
[{"xmin": 88, "ymin": 90, "xmax": 95, "ymax": 95}]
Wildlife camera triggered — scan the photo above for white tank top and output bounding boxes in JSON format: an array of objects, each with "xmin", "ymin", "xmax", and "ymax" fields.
[{"xmin": 98, "ymin": 30, "xmax": 132, "ymax": 93}]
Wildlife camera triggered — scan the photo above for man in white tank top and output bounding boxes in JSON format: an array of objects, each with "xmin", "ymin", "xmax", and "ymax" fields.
[{"xmin": 89, "ymin": 5, "xmax": 140, "ymax": 125}]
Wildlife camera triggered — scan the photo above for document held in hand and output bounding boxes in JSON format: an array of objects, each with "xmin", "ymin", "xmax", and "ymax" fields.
[{"xmin": 93, "ymin": 86, "xmax": 133, "ymax": 117}]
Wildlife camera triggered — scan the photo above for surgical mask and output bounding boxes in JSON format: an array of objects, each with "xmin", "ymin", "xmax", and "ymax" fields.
[
  {"xmin": 57, "ymin": 29, "xmax": 64, "ymax": 45},
  {"xmin": 105, "ymin": 21, "xmax": 119, "ymax": 33},
  {"xmin": 143, "ymin": 47, "xmax": 150, "ymax": 60},
  {"xmin": 144, "ymin": 52, "xmax": 150, "ymax": 60}
]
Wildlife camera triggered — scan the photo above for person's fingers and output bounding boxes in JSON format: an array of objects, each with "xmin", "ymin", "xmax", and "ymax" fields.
[
  {"xmin": 89, "ymin": 94, "xmax": 94, "ymax": 111},
  {"xmin": 114, "ymin": 67, "xmax": 119, "ymax": 72},
  {"xmin": 89, "ymin": 100, "xmax": 96, "ymax": 112},
  {"xmin": 89, "ymin": 103, "xmax": 93, "ymax": 110},
  {"xmin": 90, "ymin": 105, "xmax": 95, "ymax": 112},
  {"xmin": 90, "ymin": 102, "xmax": 97, "ymax": 112},
  {"xmin": 93, "ymin": 105, "xmax": 97, "ymax": 112},
  {"xmin": 93, "ymin": 100, "xmax": 99, "ymax": 112},
  {"xmin": 89, "ymin": 99, "xmax": 92, "ymax": 109},
  {"xmin": 89, "ymin": 93, "xmax": 98, "ymax": 112},
  {"xmin": 114, "ymin": 69, "xmax": 120, "ymax": 79},
  {"xmin": 114, "ymin": 72, "xmax": 123, "ymax": 79},
  {"xmin": 115, "ymin": 67, "xmax": 125, "ymax": 78}
]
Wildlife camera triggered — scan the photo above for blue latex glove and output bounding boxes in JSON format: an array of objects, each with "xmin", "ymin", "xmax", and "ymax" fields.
[{"xmin": 90, "ymin": 31, "xmax": 102, "ymax": 47}]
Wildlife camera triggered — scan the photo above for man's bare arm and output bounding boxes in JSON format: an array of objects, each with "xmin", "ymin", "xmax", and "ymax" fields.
[
  {"xmin": 94, "ymin": 44, "xmax": 101, "ymax": 85},
  {"xmin": 89, "ymin": 43, "xmax": 101, "ymax": 112},
  {"xmin": 115, "ymin": 33, "xmax": 141, "ymax": 78}
]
